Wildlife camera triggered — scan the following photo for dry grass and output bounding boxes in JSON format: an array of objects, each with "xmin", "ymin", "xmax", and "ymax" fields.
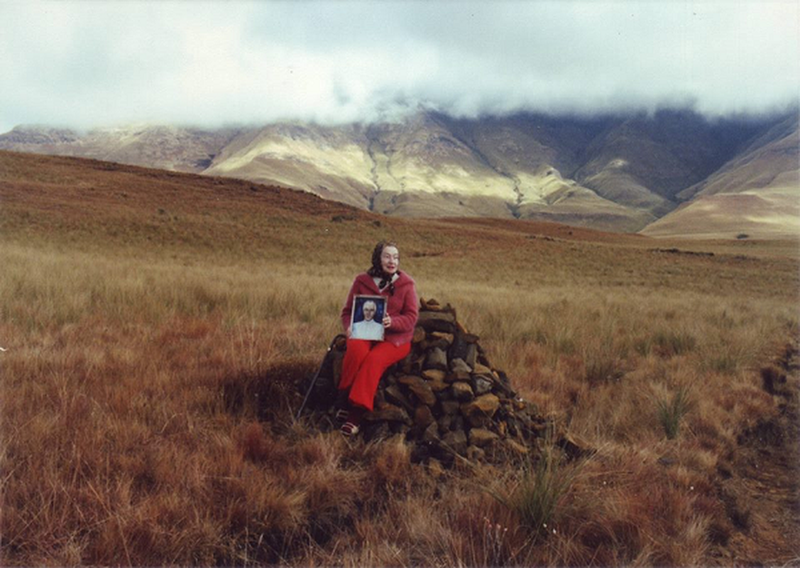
[{"xmin": 1, "ymin": 150, "xmax": 799, "ymax": 565}]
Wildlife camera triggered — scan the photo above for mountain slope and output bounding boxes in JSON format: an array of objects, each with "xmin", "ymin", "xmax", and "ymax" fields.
[
  {"xmin": 0, "ymin": 124, "xmax": 241, "ymax": 173},
  {"xmin": 677, "ymin": 113, "xmax": 799, "ymax": 200},
  {"xmin": 573, "ymin": 110, "xmax": 763, "ymax": 214},
  {"xmin": 641, "ymin": 113, "xmax": 800, "ymax": 239},
  {"xmin": 1, "ymin": 110, "xmax": 796, "ymax": 236}
]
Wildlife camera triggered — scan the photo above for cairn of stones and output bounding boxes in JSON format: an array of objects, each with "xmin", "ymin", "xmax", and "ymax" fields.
[{"xmin": 306, "ymin": 298, "xmax": 550, "ymax": 465}]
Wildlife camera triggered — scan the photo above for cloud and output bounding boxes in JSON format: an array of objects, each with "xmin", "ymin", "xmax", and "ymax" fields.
[{"xmin": 1, "ymin": 0, "xmax": 798, "ymax": 132}]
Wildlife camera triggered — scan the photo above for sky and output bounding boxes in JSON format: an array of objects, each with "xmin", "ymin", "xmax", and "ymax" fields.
[{"xmin": 1, "ymin": 0, "xmax": 798, "ymax": 133}]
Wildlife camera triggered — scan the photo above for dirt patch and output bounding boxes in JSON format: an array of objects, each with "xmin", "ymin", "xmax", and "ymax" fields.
[{"xmin": 710, "ymin": 341, "xmax": 800, "ymax": 564}]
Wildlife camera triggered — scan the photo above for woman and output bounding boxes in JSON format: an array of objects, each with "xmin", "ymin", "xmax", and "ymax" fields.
[{"xmin": 338, "ymin": 240, "xmax": 419, "ymax": 436}]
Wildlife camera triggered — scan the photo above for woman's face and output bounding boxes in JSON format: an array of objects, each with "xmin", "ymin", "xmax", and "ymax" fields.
[{"xmin": 380, "ymin": 246, "xmax": 400, "ymax": 275}]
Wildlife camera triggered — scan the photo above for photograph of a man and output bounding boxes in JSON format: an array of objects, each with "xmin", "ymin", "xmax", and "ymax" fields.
[{"xmin": 350, "ymin": 296, "xmax": 386, "ymax": 341}]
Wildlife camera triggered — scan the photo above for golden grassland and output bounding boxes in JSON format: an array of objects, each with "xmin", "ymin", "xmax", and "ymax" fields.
[{"xmin": 1, "ymin": 151, "xmax": 799, "ymax": 566}]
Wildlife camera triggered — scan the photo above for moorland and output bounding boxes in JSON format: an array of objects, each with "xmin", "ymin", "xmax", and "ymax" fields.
[{"xmin": 1, "ymin": 150, "xmax": 798, "ymax": 566}]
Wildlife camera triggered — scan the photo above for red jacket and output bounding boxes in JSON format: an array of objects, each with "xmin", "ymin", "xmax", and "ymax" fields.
[{"xmin": 340, "ymin": 271, "xmax": 419, "ymax": 346}]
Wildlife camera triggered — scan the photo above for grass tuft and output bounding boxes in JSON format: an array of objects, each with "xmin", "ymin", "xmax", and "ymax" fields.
[
  {"xmin": 656, "ymin": 386, "xmax": 693, "ymax": 440},
  {"xmin": 491, "ymin": 437, "xmax": 578, "ymax": 540},
  {"xmin": 652, "ymin": 329, "xmax": 697, "ymax": 357}
]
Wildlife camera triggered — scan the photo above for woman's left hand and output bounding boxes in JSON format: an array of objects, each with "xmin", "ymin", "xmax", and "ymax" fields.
[{"xmin": 383, "ymin": 314, "xmax": 391, "ymax": 328}]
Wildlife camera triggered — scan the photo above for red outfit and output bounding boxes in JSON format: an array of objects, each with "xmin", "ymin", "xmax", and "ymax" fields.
[{"xmin": 339, "ymin": 271, "xmax": 419, "ymax": 411}]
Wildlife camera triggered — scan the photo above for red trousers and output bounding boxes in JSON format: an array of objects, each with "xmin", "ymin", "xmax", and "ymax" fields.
[{"xmin": 338, "ymin": 339, "xmax": 411, "ymax": 412}]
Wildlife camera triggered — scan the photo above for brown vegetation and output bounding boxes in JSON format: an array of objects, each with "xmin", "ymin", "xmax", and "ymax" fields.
[{"xmin": 1, "ymin": 150, "xmax": 798, "ymax": 565}]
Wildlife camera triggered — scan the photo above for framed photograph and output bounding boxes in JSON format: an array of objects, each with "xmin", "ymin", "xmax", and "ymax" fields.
[{"xmin": 350, "ymin": 295, "xmax": 386, "ymax": 341}]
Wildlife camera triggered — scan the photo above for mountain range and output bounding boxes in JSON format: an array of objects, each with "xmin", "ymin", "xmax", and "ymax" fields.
[{"xmin": 2, "ymin": 109, "xmax": 797, "ymax": 238}]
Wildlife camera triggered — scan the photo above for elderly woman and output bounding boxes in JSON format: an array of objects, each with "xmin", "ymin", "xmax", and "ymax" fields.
[{"xmin": 338, "ymin": 240, "xmax": 419, "ymax": 436}]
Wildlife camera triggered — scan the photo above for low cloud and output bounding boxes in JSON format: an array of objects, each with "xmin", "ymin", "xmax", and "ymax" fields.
[{"xmin": 1, "ymin": 1, "xmax": 798, "ymax": 132}]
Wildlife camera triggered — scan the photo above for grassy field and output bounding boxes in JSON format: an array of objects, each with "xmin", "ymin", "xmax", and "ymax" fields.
[{"xmin": 1, "ymin": 151, "xmax": 799, "ymax": 566}]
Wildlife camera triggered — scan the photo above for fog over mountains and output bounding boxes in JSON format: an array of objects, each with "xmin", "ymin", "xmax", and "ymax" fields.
[{"xmin": 2, "ymin": 108, "xmax": 798, "ymax": 238}]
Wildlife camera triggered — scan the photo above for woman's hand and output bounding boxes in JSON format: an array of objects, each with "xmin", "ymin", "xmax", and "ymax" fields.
[{"xmin": 383, "ymin": 314, "xmax": 392, "ymax": 328}]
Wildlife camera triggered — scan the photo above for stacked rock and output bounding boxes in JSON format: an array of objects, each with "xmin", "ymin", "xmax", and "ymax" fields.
[{"xmin": 314, "ymin": 298, "xmax": 549, "ymax": 465}]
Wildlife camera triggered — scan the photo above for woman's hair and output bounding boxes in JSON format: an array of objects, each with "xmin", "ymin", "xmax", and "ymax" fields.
[{"xmin": 367, "ymin": 240, "xmax": 398, "ymax": 277}]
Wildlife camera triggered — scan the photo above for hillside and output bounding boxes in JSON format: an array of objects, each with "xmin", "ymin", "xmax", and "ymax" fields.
[
  {"xmin": 0, "ymin": 124, "xmax": 242, "ymax": 173},
  {"xmin": 1, "ymin": 150, "xmax": 799, "ymax": 566},
  {"xmin": 641, "ymin": 114, "xmax": 800, "ymax": 239},
  {"xmin": 3, "ymin": 110, "xmax": 796, "ymax": 237}
]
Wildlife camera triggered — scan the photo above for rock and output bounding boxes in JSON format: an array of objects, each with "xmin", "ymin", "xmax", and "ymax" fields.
[
  {"xmin": 449, "ymin": 333, "xmax": 469, "ymax": 362},
  {"xmin": 465, "ymin": 344, "xmax": 478, "ymax": 368},
  {"xmin": 451, "ymin": 381, "xmax": 475, "ymax": 402},
  {"xmin": 366, "ymin": 404, "xmax": 411, "ymax": 424},
  {"xmin": 412, "ymin": 326, "xmax": 426, "ymax": 343},
  {"xmin": 431, "ymin": 332, "xmax": 454, "ymax": 345},
  {"xmin": 462, "ymin": 394, "xmax": 500, "ymax": 428},
  {"xmin": 414, "ymin": 405, "xmax": 436, "ymax": 430},
  {"xmin": 399, "ymin": 375, "xmax": 437, "ymax": 406},
  {"xmin": 384, "ymin": 385, "xmax": 413, "ymax": 411},
  {"xmin": 420, "ymin": 297, "xmax": 448, "ymax": 312},
  {"xmin": 469, "ymin": 428, "xmax": 499, "ymax": 447},
  {"xmin": 440, "ymin": 400, "xmax": 460, "ymax": 415},
  {"xmin": 447, "ymin": 369, "xmax": 472, "ymax": 382},
  {"xmin": 473, "ymin": 362, "xmax": 493, "ymax": 376},
  {"xmin": 409, "ymin": 381, "xmax": 437, "ymax": 406},
  {"xmin": 422, "ymin": 369, "xmax": 446, "ymax": 382},
  {"xmin": 427, "ymin": 378, "xmax": 449, "ymax": 393},
  {"xmin": 422, "ymin": 422, "xmax": 441, "ymax": 443},
  {"xmin": 422, "ymin": 339, "xmax": 448, "ymax": 351},
  {"xmin": 417, "ymin": 311, "xmax": 456, "ymax": 334},
  {"xmin": 451, "ymin": 358, "xmax": 472, "ymax": 374},
  {"xmin": 472, "ymin": 376, "xmax": 494, "ymax": 396},
  {"xmin": 418, "ymin": 310, "xmax": 456, "ymax": 324},
  {"xmin": 425, "ymin": 348, "xmax": 448, "ymax": 371},
  {"xmin": 442, "ymin": 430, "xmax": 468, "ymax": 455}
]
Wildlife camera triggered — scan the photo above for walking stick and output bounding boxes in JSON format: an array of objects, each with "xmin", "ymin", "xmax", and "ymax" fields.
[{"xmin": 295, "ymin": 334, "xmax": 345, "ymax": 420}]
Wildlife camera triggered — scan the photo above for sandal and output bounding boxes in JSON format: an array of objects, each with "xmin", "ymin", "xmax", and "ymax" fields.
[
  {"xmin": 335, "ymin": 409, "xmax": 349, "ymax": 423},
  {"xmin": 340, "ymin": 421, "xmax": 360, "ymax": 437}
]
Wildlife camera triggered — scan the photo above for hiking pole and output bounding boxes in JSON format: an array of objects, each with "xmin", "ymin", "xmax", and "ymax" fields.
[{"xmin": 295, "ymin": 335, "xmax": 344, "ymax": 421}]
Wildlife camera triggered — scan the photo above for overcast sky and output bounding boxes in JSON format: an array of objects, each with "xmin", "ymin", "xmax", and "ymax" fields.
[{"xmin": 1, "ymin": 1, "xmax": 798, "ymax": 133}]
